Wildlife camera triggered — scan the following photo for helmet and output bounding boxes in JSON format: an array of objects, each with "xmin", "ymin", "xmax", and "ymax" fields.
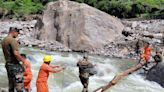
[{"xmin": 43, "ymin": 55, "xmax": 52, "ymax": 62}]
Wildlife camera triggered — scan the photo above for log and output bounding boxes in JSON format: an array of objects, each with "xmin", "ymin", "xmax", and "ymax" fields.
[{"xmin": 94, "ymin": 61, "xmax": 147, "ymax": 92}]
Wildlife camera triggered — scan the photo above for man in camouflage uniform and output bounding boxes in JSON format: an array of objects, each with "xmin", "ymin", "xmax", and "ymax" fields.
[
  {"xmin": 1, "ymin": 27, "xmax": 26, "ymax": 92},
  {"xmin": 77, "ymin": 55, "xmax": 95, "ymax": 92}
]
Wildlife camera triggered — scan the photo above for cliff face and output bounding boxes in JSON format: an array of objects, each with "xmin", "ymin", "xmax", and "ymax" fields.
[{"xmin": 39, "ymin": 0, "xmax": 124, "ymax": 51}]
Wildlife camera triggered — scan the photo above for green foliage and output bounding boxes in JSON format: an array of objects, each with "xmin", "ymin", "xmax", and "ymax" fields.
[
  {"xmin": 71, "ymin": 0, "xmax": 164, "ymax": 18},
  {"xmin": 87, "ymin": 0, "xmax": 98, "ymax": 7},
  {"xmin": 2, "ymin": 1, "xmax": 15, "ymax": 10},
  {"xmin": 97, "ymin": 0, "xmax": 110, "ymax": 12},
  {"xmin": 0, "ymin": 0, "xmax": 43, "ymax": 18},
  {"xmin": 1, "ymin": 0, "xmax": 164, "ymax": 19}
]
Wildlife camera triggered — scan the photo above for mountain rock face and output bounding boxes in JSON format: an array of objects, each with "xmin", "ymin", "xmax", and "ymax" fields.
[
  {"xmin": 146, "ymin": 62, "xmax": 164, "ymax": 87},
  {"xmin": 39, "ymin": 0, "xmax": 124, "ymax": 51}
]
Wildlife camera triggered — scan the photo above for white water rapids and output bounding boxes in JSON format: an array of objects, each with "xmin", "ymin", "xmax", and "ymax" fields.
[{"xmin": 0, "ymin": 47, "xmax": 164, "ymax": 92}]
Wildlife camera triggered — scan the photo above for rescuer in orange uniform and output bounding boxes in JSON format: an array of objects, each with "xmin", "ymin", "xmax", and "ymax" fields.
[
  {"xmin": 36, "ymin": 55, "xmax": 65, "ymax": 92},
  {"xmin": 21, "ymin": 54, "xmax": 33, "ymax": 92},
  {"xmin": 139, "ymin": 42, "xmax": 152, "ymax": 70},
  {"xmin": 140, "ymin": 42, "xmax": 152, "ymax": 63}
]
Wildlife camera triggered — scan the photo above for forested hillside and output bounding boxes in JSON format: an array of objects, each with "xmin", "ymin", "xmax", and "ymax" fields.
[
  {"xmin": 0, "ymin": 0, "xmax": 164, "ymax": 19},
  {"xmin": 72, "ymin": 0, "xmax": 164, "ymax": 18}
]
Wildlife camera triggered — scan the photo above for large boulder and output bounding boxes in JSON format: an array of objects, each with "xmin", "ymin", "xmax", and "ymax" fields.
[
  {"xmin": 146, "ymin": 62, "xmax": 164, "ymax": 87},
  {"xmin": 39, "ymin": 0, "xmax": 124, "ymax": 51}
]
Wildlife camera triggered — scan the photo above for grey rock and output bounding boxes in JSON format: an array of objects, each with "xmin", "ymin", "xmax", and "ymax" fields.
[
  {"xmin": 146, "ymin": 62, "xmax": 164, "ymax": 87},
  {"xmin": 39, "ymin": 0, "xmax": 124, "ymax": 52},
  {"xmin": 131, "ymin": 21, "xmax": 138, "ymax": 28}
]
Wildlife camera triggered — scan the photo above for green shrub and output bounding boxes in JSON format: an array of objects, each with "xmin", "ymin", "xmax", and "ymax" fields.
[
  {"xmin": 0, "ymin": 0, "xmax": 43, "ymax": 18},
  {"xmin": 1, "ymin": 0, "xmax": 164, "ymax": 18},
  {"xmin": 71, "ymin": 0, "xmax": 164, "ymax": 18}
]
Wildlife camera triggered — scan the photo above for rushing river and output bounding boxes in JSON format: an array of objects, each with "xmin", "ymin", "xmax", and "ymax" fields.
[{"xmin": 0, "ymin": 47, "xmax": 164, "ymax": 92}]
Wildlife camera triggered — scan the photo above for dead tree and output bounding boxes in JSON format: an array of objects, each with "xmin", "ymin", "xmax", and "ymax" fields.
[{"xmin": 94, "ymin": 61, "xmax": 147, "ymax": 92}]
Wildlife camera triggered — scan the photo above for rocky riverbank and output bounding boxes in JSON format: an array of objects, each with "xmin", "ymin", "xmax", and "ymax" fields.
[
  {"xmin": 102, "ymin": 19, "xmax": 164, "ymax": 59},
  {"xmin": 0, "ymin": 20, "xmax": 71, "ymax": 52},
  {"xmin": 0, "ymin": 19, "xmax": 164, "ymax": 59},
  {"xmin": 0, "ymin": 0, "xmax": 164, "ymax": 60}
]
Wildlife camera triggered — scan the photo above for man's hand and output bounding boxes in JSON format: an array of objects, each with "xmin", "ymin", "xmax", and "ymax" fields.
[
  {"xmin": 55, "ymin": 65, "xmax": 60, "ymax": 68},
  {"xmin": 61, "ymin": 66, "xmax": 66, "ymax": 70},
  {"xmin": 14, "ymin": 50, "xmax": 25, "ymax": 63},
  {"xmin": 94, "ymin": 64, "xmax": 97, "ymax": 66}
]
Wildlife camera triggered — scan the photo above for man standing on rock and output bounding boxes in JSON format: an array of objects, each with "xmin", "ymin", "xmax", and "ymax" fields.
[
  {"xmin": 140, "ymin": 42, "xmax": 152, "ymax": 63},
  {"xmin": 139, "ymin": 42, "xmax": 152, "ymax": 72},
  {"xmin": 1, "ymin": 27, "xmax": 26, "ymax": 92},
  {"xmin": 153, "ymin": 51, "xmax": 163, "ymax": 66},
  {"xmin": 77, "ymin": 55, "xmax": 96, "ymax": 92}
]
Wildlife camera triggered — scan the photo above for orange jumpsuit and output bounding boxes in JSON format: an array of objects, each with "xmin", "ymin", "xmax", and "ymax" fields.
[
  {"xmin": 23, "ymin": 60, "xmax": 32, "ymax": 92},
  {"xmin": 141, "ymin": 47, "xmax": 152, "ymax": 62},
  {"xmin": 36, "ymin": 63, "xmax": 60, "ymax": 92}
]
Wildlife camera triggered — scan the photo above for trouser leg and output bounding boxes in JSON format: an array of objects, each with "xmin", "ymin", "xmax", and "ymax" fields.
[
  {"xmin": 7, "ymin": 64, "xmax": 24, "ymax": 92},
  {"xmin": 8, "ymin": 77, "xmax": 15, "ymax": 92},
  {"xmin": 15, "ymin": 73, "xmax": 24, "ymax": 92},
  {"xmin": 6, "ymin": 65, "xmax": 14, "ymax": 92},
  {"xmin": 82, "ymin": 82, "xmax": 88, "ymax": 92},
  {"xmin": 80, "ymin": 76, "xmax": 89, "ymax": 92}
]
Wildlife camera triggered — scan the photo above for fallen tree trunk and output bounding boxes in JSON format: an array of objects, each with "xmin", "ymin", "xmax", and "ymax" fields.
[{"xmin": 94, "ymin": 61, "xmax": 147, "ymax": 92}]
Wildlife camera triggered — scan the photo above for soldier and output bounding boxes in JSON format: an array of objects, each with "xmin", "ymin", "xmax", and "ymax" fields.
[
  {"xmin": 1, "ymin": 27, "xmax": 25, "ymax": 92},
  {"xmin": 77, "ymin": 55, "xmax": 96, "ymax": 92},
  {"xmin": 153, "ymin": 51, "xmax": 163, "ymax": 66}
]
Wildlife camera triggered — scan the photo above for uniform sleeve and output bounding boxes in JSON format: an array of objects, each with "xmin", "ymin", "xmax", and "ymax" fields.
[
  {"xmin": 10, "ymin": 38, "xmax": 19, "ymax": 51},
  {"xmin": 24, "ymin": 69, "xmax": 32, "ymax": 81},
  {"xmin": 46, "ymin": 65, "xmax": 56, "ymax": 73},
  {"xmin": 50, "ymin": 65, "xmax": 58, "ymax": 68},
  {"xmin": 24, "ymin": 61, "xmax": 32, "ymax": 81},
  {"xmin": 87, "ymin": 62, "xmax": 94, "ymax": 68}
]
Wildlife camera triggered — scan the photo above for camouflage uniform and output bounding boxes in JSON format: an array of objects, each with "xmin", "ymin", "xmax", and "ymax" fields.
[
  {"xmin": 1, "ymin": 35, "xmax": 24, "ymax": 92},
  {"xmin": 77, "ymin": 59, "xmax": 94, "ymax": 92},
  {"xmin": 153, "ymin": 53, "xmax": 163, "ymax": 65}
]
